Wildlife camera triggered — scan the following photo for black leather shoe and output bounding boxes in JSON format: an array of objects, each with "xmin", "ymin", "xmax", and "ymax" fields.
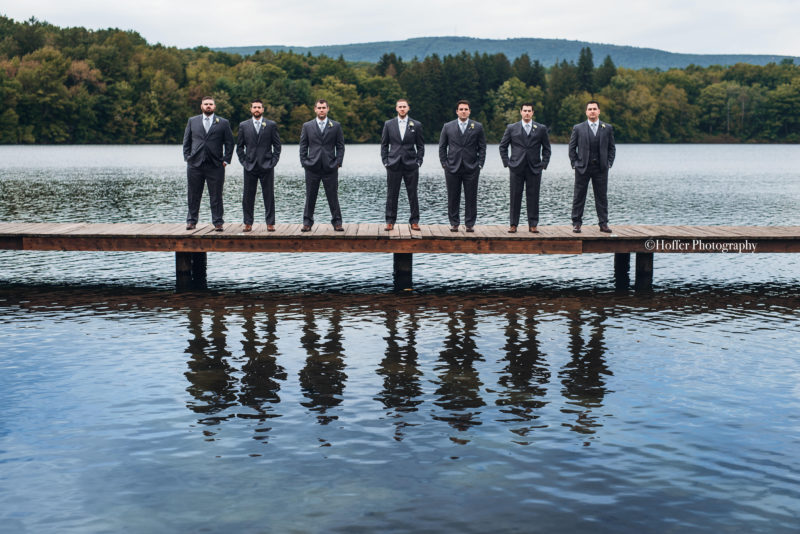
[
  {"xmin": 465, "ymin": 226, "xmax": 475, "ymax": 233},
  {"xmin": 508, "ymin": 225, "xmax": 517, "ymax": 233},
  {"xmin": 214, "ymin": 224, "xmax": 223, "ymax": 232},
  {"xmin": 301, "ymin": 225, "xmax": 312, "ymax": 232},
  {"xmin": 334, "ymin": 225, "xmax": 344, "ymax": 231},
  {"xmin": 599, "ymin": 223, "xmax": 612, "ymax": 233},
  {"xmin": 450, "ymin": 225, "xmax": 459, "ymax": 232},
  {"xmin": 573, "ymin": 224, "xmax": 582, "ymax": 233},
  {"xmin": 186, "ymin": 223, "xmax": 196, "ymax": 230}
]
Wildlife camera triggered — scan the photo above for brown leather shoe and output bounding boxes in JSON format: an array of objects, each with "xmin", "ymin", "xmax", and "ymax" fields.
[
  {"xmin": 214, "ymin": 224, "xmax": 223, "ymax": 232},
  {"xmin": 186, "ymin": 223, "xmax": 196, "ymax": 230},
  {"xmin": 334, "ymin": 225, "xmax": 344, "ymax": 231},
  {"xmin": 599, "ymin": 223, "xmax": 612, "ymax": 233},
  {"xmin": 529, "ymin": 226, "xmax": 539, "ymax": 233},
  {"xmin": 301, "ymin": 225, "xmax": 312, "ymax": 232},
  {"xmin": 411, "ymin": 223, "xmax": 421, "ymax": 231},
  {"xmin": 243, "ymin": 224, "xmax": 252, "ymax": 232},
  {"xmin": 508, "ymin": 225, "xmax": 517, "ymax": 233},
  {"xmin": 450, "ymin": 225, "xmax": 459, "ymax": 232},
  {"xmin": 384, "ymin": 223, "xmax": 394, "ymax": 231},
  {"xmin": 267, "ymin": 225, "xmax": 275, "ymax": 232},
  {"xmin": 465, "ymin": 226, "xmax": 475, "ymax": 233},
  {"xmin": 573, "ymin": 224, "xmax": 582, "ymax": 233}
]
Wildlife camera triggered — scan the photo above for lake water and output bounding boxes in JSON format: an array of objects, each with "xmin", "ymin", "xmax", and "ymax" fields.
[{"xmin": 1, "ymin": 145, "xmax": 799, "ymax": 532}]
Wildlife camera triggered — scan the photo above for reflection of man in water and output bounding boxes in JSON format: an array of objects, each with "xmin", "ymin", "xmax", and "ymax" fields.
[
  {"xmin": 375, "ymin": 308, "xmax": 423, "ymax": 441},
  {"xmin": 184, "ymin": 307, "xmax": 237, "ymax": 428},
  {"xmin": 432, "ymin": 308, "xmax": 485, "ymax": 432},
  {"xmin": 239, "ymin": 306, "xmax": 287, "ymax": 442},
  {"xmin": 298, "ymin": 309, "xmax": 347, "ymax": 425},
  {"xmin": 560, "ymin": 307, "xmax": 612, "ymax": 440},
  {"xmin": 496, "ymin": 308, "xmax": 550, "ymax": 438}
]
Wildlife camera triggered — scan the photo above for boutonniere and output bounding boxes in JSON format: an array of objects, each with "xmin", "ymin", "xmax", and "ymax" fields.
[
  {"xmin": 532, "ymin": 124, "xmax": 538, "ymax": 129},
  {"xmin": 327, "ymin": 121, "xmax": 333, "ymax": 128},
  {"xmin": 409, "ymin": 121, "xmax": 415, "ymax": 127},
  {"xmin": 261, "ymin": 121, "xmax": 266, "ymax": 127},
  {"xmin": 469, "ymin": 122, "xmax": 475, "ymax": 130},
  {"xmin": 601, "ymin": 124, "xmax": 606, "ymax": 128},
  {"xmin": 214, "ymin": 118, "xmax": 219, "ymax": 124}
]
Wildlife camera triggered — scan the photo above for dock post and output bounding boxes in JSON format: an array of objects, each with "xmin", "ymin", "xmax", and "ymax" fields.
[
  {"xmin": 176, "ymin": 252, "xmax": 208, "ymax": 291},
  {"xmin": 634, "ymin": 252, "xmax": 654, "ymax": 291},
  {"xmin": 393, "ymin": 253, "xmax": 413, "ymax": 290},
  {"xmin": 176, "ymin": 252, "xmax": 193, "ymax": 291},
  {"xmin": 191, "ymin": 252, "xmax": 207, "ymax": 289},
  {"xmin": 614, "ymin": 253, "xmax": 630, "ymax": 289}
]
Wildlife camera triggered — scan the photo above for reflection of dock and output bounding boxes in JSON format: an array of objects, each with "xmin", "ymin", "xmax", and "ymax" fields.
[{"xmin": 1, "ymin": 222, "xmax": 798, "ymax": 290}]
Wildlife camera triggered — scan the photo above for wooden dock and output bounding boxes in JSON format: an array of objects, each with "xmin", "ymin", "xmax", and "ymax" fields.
[{"xmin": 1, "ymin": 222, "xmax": 798, "ymax": 290}]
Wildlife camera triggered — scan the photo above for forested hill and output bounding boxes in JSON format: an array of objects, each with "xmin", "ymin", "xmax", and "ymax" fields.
[
  {"xmin": 216, "ymin": 36, "xmax": 799, "ymax": 70},
  {"xmin": 1, "ymin": 16, "xmax": 799, "ymax": 145}
]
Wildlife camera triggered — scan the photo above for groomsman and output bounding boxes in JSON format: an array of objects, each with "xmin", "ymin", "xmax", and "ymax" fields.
[
  {"xmin": 498, "ymin": 103, "xmax": 551, "ymax": 233},
  {"xmin": 380, "ymin": 98, "xmax": 425, "ymax": 231},
  {"xmin": 236, "ymin": 99, "xmax": 282, "ymax": 232},
  {"xmin": 182, "ymin": 96, "xmax": 234, "ymax": 231},
  {"xmin": 438, "ymin": 100, "xmax": 487, "ymax": 232},
  {"xmin": 298, "ymin": 99, "xmax": 345, "ymax": 231},
  {"xmin": 568, "ymin": 100, "xmax": 616, "ymax": 233}
]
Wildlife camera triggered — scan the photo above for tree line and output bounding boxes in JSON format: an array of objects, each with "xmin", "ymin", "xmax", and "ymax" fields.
[{"xmin": 1, "ymin": 16, "xmax": 798, "ymax": 145}]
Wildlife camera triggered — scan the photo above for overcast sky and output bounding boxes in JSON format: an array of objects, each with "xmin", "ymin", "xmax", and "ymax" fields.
[{"xmin": 3, "ymin": 0, "xmax": 799, "ymax": 56}]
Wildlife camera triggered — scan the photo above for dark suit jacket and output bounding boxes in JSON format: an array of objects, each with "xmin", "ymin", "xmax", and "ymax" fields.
[
  {"xmin": 299, "ymin": 118, "xmax": 345, "ymax": 173},
  {"xmin": 183, "ymin": 114, "xmax": 234, "ymax": 168},
  {"xmin": 236, "ymin": 118, "xmax": 282, "ymax": 173},
  {"xmin": 568, "ymin": 120, "xmax": 616, "ymax": 173},
  {"xmin": 438, "ymin": 119, "xmax": 487, "ymax": 174},
  {"xmin": 498, "ymin": 120, "xmax": 551, "ymax": 174},
  {"xmin": 380, "ymin": 117, "xmax": 425, "ymax": 171}
]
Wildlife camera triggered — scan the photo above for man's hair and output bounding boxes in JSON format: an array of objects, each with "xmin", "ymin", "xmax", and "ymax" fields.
[
  {"xmin": 315, "ymin": 99, "xmax": 329, "ymax": 107},
  {"xmin": 251, "ymin": 99, "xmax": 263, "ymax": 105},
  {"xmin": 396, "ymin": 98, "xmax": 409, "ymax": 105},
  {"xmin": 201, "ymin": 96, "xmax": 214, "ymax": 103},
  {"xmin": 456, "ymin": 99, "xmax": 470, "ymax": 108},
  {"xmin": 586, "ymin": 100, "xmax": 600, "ymax": 108},
  {"xmin": 520, "ymin": 103, "xmax": 534, "ymax": 110}
]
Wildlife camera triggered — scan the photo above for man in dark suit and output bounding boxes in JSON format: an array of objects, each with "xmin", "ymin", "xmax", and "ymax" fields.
[
  {"xmin": 182, "ymin": 96, "xmax": 234, "ymax": 231},
  {"xmin": 438, "ymin": 100, "xmax": 487, "ymax": 232},
  {"xmin": 380, "ymin": 98, "xmax": 425, "ymax": 231},
  {"xmin": 568, "ymin": 100, "xmax": 616, "ymax": 233},
  {"xmin": 236, "ymin": 98, "xmax": 282, "ymax": 232},
  {"xmin": 499, "ymin": 103, "xmax": 551, "ymax": 233},
  {"xmin": 298, "ymin": 99, "xmax": 345, "ymax": 231}
]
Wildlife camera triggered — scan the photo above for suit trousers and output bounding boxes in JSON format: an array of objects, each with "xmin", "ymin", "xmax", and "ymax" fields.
[
  {"xmin": 445, "ymin": 170, "xmax": 479, "ymax": 227},
  {"xmin": 572, "ymin": 164, "xmax": 608, "ymax": 225},
  {"xmin": 385, "ymin": 168, "xmax": 420, "ymax": 224},
  {"xmin": 242, "ymin": 169, "xmax": 275, "ymax": 225},
  {"xmin": 187, "ymin": 163, "xmax": 225, "ymax": 226},
  {"xmin": 303, "ymin": 169, "xmax": 343, "ymax": 226},
  {"xmin": 509, "ymin": 167, "xmax": 542, "ymax": 227}
]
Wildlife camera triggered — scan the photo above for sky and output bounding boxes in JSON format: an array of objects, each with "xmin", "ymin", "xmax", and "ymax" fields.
[{"xmin": 2, "ymin": 0, "xmax": 799, "ymax": 57}]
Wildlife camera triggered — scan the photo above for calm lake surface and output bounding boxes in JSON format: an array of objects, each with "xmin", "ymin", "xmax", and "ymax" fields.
[{"xmin": 1, "ymin": 145, "xmax": 799, "ymax": 532}]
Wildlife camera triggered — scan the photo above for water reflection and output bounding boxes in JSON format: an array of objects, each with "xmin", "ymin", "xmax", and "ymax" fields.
[
  {"xmin": 298, "ymin": 308, "xmax": 348, "ymax": 425},
  {"xmin": 184, "ymin": 307, "xmax": 237, "ymax": 432},
  {"xmin": 432, "ymin": 308, "xmax": 486, "ymax": 436},
  {"xmin": 496, "ymin": 307, "xmax": 550, "ymax": 443},
  {"xmin": 560, "ymin": 307, "xmax": 612, "ymax": 443},
  {"xmin": 238, "ymin": 306, "xmax": 286, "ymax": 442},
  {"xmin": 375, "ymin": 308, "xmax": 423, "ymax": 441}
]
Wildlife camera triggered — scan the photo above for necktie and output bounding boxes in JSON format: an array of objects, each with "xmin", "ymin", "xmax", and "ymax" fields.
[
  {"xmin": 399, "ymin": 120, "xmax": 406, "ymax": 140},
  {"xmin": 459, "ymin": 121, "xmax": 466, "ymax": 134},
  {"xmin": 204, "ymin": 116, "xmax": 211, "ymax": 133},
  {"xmin": 524, "ymin": 123, "xmax": 531, "ymax": 135},
  {"xmin": 319, "ymin": 121, "xmax": 325, "ymax": 133},
  {"xmin": 591, "ymin": 122, "xmax": 598, "ymax": 135},
  {"xmin": 254, "ymin": 121, "xmax": 261, "ymax": 134}
]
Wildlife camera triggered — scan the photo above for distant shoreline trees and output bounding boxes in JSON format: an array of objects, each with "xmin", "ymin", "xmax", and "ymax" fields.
[{"xmin": 1, "ymin": 16, "xmax": 798, "ymax": 144}]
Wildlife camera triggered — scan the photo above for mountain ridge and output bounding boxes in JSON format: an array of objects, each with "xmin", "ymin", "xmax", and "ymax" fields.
[{"xmin": 213, "ymin": 36, "xmax": 798, "ymax": 69}]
